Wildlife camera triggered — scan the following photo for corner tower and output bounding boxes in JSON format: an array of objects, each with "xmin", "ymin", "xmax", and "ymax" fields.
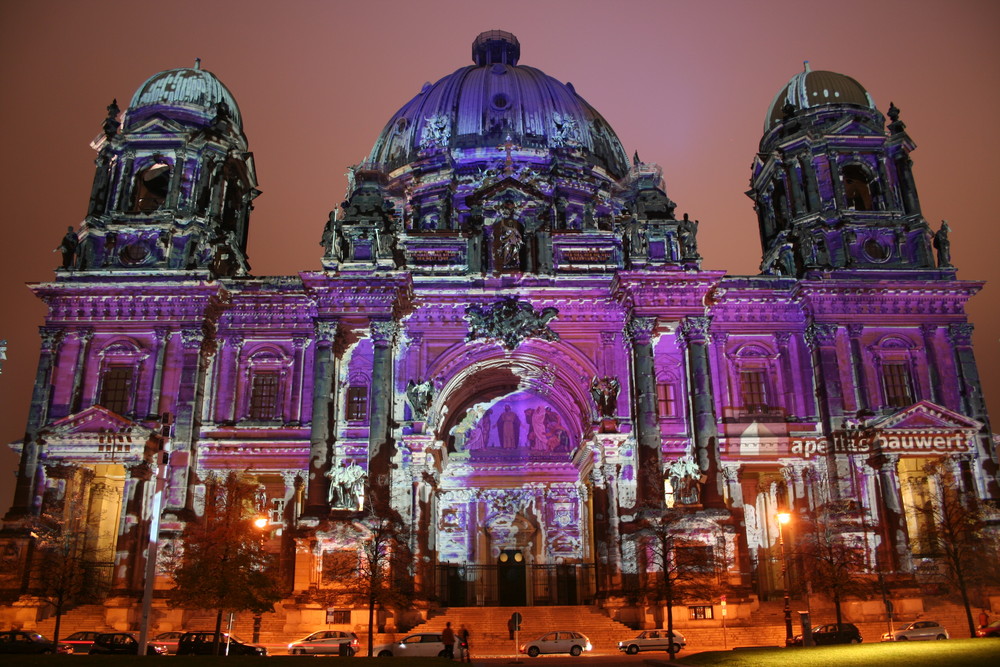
[
  {"xmin": 749, "ymin": 63, "xmax": 937, "ymax": 277},
  {"xmin": 77, "ymin": 61, "xmax": 258, "ymax": 277}
]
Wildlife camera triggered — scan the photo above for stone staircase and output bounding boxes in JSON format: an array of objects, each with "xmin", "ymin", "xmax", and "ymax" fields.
[
  {"xmin": 405, "ymin": 606, "xmax": 637, "ymax": 656},
  {"xmin": 35, "ymin": 604, "xmax": 115, "ymax": 640}
]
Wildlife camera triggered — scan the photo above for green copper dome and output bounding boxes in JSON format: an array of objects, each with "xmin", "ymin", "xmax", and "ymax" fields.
[{"xmin": 126, "ymin": 60, "xmax": 243, "ymax": 130}]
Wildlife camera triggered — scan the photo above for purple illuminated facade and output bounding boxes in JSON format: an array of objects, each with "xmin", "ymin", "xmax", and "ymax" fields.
[{"xmin": 2, "ymin": 32, "xmax": 997, "ymax": 630}]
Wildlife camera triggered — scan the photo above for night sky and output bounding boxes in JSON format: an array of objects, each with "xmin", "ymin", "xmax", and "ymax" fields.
[{"xmin": 1, "ymin": 0, "xmax": 997, "ymax": 514}]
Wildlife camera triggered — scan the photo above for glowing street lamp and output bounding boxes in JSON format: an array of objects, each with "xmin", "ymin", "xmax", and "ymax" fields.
[
  {"xmin": 777, "ymin": 512, "xmax": 793, "ymax": 643},
  {"xmin": 253, "ymin": 516, "xmax": 269, "ymax": 530}
]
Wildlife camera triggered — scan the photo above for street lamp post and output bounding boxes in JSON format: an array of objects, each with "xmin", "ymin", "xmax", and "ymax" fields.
[{"xmin": 777, "ymin": 512, "xmax": 793, "ymax": 644}]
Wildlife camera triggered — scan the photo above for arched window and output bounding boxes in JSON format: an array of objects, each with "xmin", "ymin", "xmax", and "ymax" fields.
[
  {"xmin": 841, "ymin": 164, "xmax": 874, "ymax": 211},
  {"xmin": 727, "ymin": 343, "xmax": 779, "ymax": 418},
  {"xmin": 131, "ymin": 161, "xmax": 171, "ymax": 212}
]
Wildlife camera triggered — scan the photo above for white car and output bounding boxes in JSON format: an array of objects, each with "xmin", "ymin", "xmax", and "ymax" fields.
[
  {"xmin": 520, "ymin": 631, "xmax": 592, "ymax": 657},
  {"xmin": 372, "ymin": 633, "xmax": 464, "ymax": 659},
  {"xmin": 288, "ymin": 630, "xmax": 360, "ymax": 655},
  {"xmin": 618, "ymin": 628, "xmax": 686, "ymax": 654},
  {"xmin": 881, "ymin": 620, "xmax": 949, "ymax": 641}
]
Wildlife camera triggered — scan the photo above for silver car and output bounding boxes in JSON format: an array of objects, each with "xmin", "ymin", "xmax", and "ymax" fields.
[
  {"xmin": 618, "ymin": 628, "xmax": 686, "ymax": 654},
  {"xmin": 372, "ymin": 633, "xmax": 464, "ymax": 659},
  {"xmin": 881, "ymin": 620, "xmax": 949, "ymax": 641},
  {"xmin": 288, "ymin": 630, "xmax": 360, "ymax": 656},
  {"xmin": 520, "ymin": 631, "xmax": 592, "ymax": 657}
]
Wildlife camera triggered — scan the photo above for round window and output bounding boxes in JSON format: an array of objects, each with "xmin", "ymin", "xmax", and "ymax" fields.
[
  {"xmin": 492, "ymin": 93, "xmax": 509, "ymax": 110},
  {"xmin": 863, "ymin": 238, "xmax": 889, "ymax": 262},
  {"xmin": 120, "ymin": 242, "xmax": 150, "ymax": 266}
]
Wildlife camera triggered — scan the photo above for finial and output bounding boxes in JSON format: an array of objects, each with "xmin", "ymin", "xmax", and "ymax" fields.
[
  {"xmin": 803, "ymin": 60, "xmax": 811, "ymax": 72},
  {"xmin": 194, "ymin": 57, "xmax": 202, "ymax": 70},
  {"xmin": 633, "ymin": 151, "xmax": 641, "ymax": 166}
]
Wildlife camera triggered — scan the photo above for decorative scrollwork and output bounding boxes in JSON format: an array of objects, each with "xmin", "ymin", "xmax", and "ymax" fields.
[{"xmin": 465, "ymin": 297, "xmax": 559, "ymax": 350}]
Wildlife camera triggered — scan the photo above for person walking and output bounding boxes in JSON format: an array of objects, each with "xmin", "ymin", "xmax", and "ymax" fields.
[
  {"xmin": 458, "ymin": 624, "xmax": 471, "ymax": 663},
  {"xmin": 441, "ymin": 621, "xmax": 456, "ymax": 660}
]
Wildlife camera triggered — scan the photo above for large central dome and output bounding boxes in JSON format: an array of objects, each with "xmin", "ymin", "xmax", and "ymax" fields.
[{"xmin": 368, "ymin": 30, "xmax": 630, "ymax": 178}]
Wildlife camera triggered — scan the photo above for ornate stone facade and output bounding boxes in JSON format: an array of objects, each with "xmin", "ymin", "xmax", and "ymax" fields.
[{"xmin": 2, "ymin": 32, "xmax": 997, "ymax": 624}]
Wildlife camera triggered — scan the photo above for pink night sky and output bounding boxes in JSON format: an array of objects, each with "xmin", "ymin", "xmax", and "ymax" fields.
[{"xmin": 1, "ymin": 0, "xmax": 997, "ymax": 513}]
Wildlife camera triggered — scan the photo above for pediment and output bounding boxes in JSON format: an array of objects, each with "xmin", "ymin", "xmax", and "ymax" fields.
[
  {"xmin": 124, "ymin": 115, "xmax": 189, "ymax": 137},
  {"xmin": 868, "ymin": 400, "xmax": 982, "ymax": 433},
  {"xmin": 466, "ymin": 176, "xmax": 547, "ymax": 206},
  {"xmin": 44, "ymin": 406, "xmax": 155, "ymax": 444}
]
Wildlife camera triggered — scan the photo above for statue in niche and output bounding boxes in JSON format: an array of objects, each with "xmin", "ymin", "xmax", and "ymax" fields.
[
  {"xmin": 667, "ymin": 456, "xmax": 703, "ymax": 505},
  {"xmin": 326, "ymin": 461, "xmax": 366, "ymax": 510},
  {"xmin": 933, "ymin": 220, "xmax": 952, "ymax": 267},
  {"xmin": 493, "ymin": 199, "xmax": 524, "ymax": 271},
  {"xmin": 405, "ymin": 378, "xmax": 434, "ymax": 421},
  {"xmin": 55, "ymin": 226, "xmax": 79, "ymax": 269},
  {"xmin": 590, "ymin": 376, "xmax": 620, "ymax": 419},
  {"xmin": 496, "ymin": 404, "xmax": 521, "ymax": 449},
  {"xmin": 527, "ymin": 406, "xmax": 548, "ymax": 450}
]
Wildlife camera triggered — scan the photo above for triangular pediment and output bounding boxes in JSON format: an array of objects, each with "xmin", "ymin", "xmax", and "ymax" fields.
[
  {"xmin": 466, "ymin": 176, "xmax": 547, "ymax": 206},
  {"xmin": 38, "ymin": 407, "xmax": 159, "ymax": 465},
  {"xmin": 47, "ymin": 405, "xmax": 150, "ymax": 438},
  {"xmin": 869, "ymin": 400, "xmax": 983, "ymax": 433}
]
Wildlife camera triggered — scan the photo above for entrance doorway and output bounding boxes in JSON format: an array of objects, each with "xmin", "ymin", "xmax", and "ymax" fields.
[{"xmin": 497, "ymin": 549, "xmax": 526, "ymax": 606}]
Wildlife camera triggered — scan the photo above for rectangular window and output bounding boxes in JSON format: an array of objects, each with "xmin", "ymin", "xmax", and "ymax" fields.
[
  {"xmin": 326, "ymin": 610, "xmax": 351, "ymax": 625},
  {"xmin": 739, "ymin": 369, "xmax": 768, "ymax": 413},
  {"xmin": 346, "ymin": 386, "xmax": 368, "ymax": 421},
  {"xmin": 249, "ymin": 371, "xmax": 280, "ymax": 420},
  {"xmin": 689, "ymin": 605, "xmax": 714, "ymax": 620},
  {"xmin": 675, "ymin": 544, "xmax": 715, "ymax": 573},
  {"xmin": 99, "ymin": 366, "xmax": 134, "ymax": 415},
  {"xmin": 882, "ymin": 362, "xmax": 913, "ymax": 408},
  {"xmin": 656, "ymin": 383, "xmax": 677, "ymax": 417},
  {"xmin": 269, "ymin": 498, "xmax": 285, "ymax": 524}
]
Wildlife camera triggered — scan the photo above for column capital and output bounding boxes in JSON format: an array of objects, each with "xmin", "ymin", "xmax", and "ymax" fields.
[
  {"xmin": 805, "ymin": 322, "xmax": 838, "ymax": 348},
  {"xmin": 370, "ymin": 319, "xmax": 399, "ymax": 347},
  {"xmin": 946, "ymin": 323, "xmax": 974, "ymax": 346}
]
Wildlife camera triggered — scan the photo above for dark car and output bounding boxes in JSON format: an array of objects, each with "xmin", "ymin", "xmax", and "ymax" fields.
[
  {"xmin": 787, "ymin": 622, "xmax": 862, "ymax": 646},
  {"xmin": 62, "ymin": 630, "xmax": 102, "ymax": 654},
  {"xmin": 89, "ymin": 632, "xmax": 166, "ymax": 655},
  {"xmin": 177, "ymin": 631, "xmax": 267, "ymax": 656},
  {"xmin": 0, "ymin": 630, "xmax": 62, "ymax": 654},
  {"xmin": 153, "ymin": 631, "xmax": 185, "ymax": 654},
  {"xmin": 976, "ymin": 619, "xmax": 1000, "ymax": 638}
]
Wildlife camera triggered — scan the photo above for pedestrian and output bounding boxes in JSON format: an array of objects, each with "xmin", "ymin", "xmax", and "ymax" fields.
[
  {"xmin": 507, "ymin": 615, "xmax": 515, "ymax": 640},
  {"xmin": 979, "ymin": 608, "xmax": 990, "ymax": 628},
  {"xmin": 458, "ymin": 624, "xmax": 471, "ymax": 663},
  {"xmin": 442, "ymin": 621, "xmax": 456, "ymax": 660}
]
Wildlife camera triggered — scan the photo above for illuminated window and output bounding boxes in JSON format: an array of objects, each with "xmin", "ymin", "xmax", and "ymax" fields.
[
  {"xmin": 689, "ymin": 605, "xmax": 714, "ymax": 620},
  {"xmin": 99, "ymin": 366, "xmax": 134, "ymax": 415},
  {"xmin": 249, "ymin": 371, "xmax": 280, "ymax": 420},
  {"xmin": 881, "ymin": 361, "xmax": 913, "ymax": 408},
  {"xmin": 346, "ymin": 386, "xmax": 368, "ymax": 421},
  {"xmin": 269, "ymin": 498, "xmax": 285, "ymax": 524}
]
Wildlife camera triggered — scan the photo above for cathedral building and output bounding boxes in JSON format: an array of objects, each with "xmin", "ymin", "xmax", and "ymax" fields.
[{"xmin": 2, "ymin": 31, "xmax": 996, "ymax": 632}]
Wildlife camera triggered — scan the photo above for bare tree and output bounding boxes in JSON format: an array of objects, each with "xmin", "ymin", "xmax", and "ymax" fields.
[
  {"xmin": 315, "ymin": 499, "xmax": 414, "ymax": 657},
  {"xmin": 794, "ymin": 502, "xmax": 873, "ymax": 626},
  {"xmin": 625, "ymin": 510, "xmax": 728, "ymax": 660},
  {"xmin": 166, "ymin": 472, "xmax": 281, "ymax": 655},
  {"xmin": 912, "ymin": 462, "xmax": 995, "ymax": 638}
]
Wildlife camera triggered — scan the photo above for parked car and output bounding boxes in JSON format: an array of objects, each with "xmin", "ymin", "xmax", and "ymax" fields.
[
  {"xmin": 89, "ymin": 632, "xmax": 167, "ymax": 655},
  {"xmin": 153, "ymin": 631, "xmax": 185, "ymax": 654},
  {"xmin": 372, "ymin": 633, "xmax": 464, "ymax": 659},
  {"xmin": 787, "ymin": 623, "xmax": 862, "ymax": 646},
  {"xmin": 881, "ymin": 620, "xmax": 949, "ymax": 641},
  {"xmin": 176, "ymin": 631, "xmax": 267, "ymax": 656},
  {"xmin": 617, "ymin": 628, "xmax": 686, "ymax": 654},
  {"xmin": 520, "ymin": 631, "xmax": 592, "ymax": 657},
  {"xmin": 288, "ymin": 630, "xmax": 359, "ymax": 656},
  {"xmin": 0, "ymin": 630, "xmax": 63, "ymax": 654},
  {"xmin": 61, "ymin": 630, "xmax": 102, "ymax": 654},
  {"xmin": 975, "ymin": 619, "xmax": 1000, "ymax": 638}
]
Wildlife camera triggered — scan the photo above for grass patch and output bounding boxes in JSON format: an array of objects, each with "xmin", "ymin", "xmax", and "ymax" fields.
[{"xmin": 677, "ymin": 639, "xmax": 999, "ymax": 667}]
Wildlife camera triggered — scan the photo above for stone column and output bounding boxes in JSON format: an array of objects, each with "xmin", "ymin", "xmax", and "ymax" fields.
[
  {"xmin": 919, "ymin": 324, "xmax": 942, "ymax": 404},
  {"xmin": 847, "ymin": 324, "xmax": 869, "ymax": 412},
  {"xmin": 167, "ymin": 328, "xmax": 208, "ymax": 514},
  {"xmin": 368, "ymin": 319, "xmax": 398, "ymax": 512},
  {"xmin": 947, "ymin": 323, "xmax": 998, "ymax": 496},
  {"xmin": 6, "ymin": 328, "xmax": 63, "ymax": 518},
  {"xmin": 148, "ymin": 328, "xmax": 171, "ymax": 417},
  {"xmin": 117, "ymin": 460, "xmax": 154, "ymax": 592},
  {"xmin": 289, "ymin": 336, "xmax": 309, "ymax": 424},
  {"xmin": 869, "ymin": 453, "xmax": 910, "ymax": 572},
  {"xmin": 679, "ymin": 316, "xmax": 724, "ymax": 507},
  {"xmin": 306, "ymin": 321, "xmax": 337, "ymax": 515},
  {"xmin": 773, "ymin": 332, "xmax": 796, "ymax": 416},
  {"xmin": 805, "ymin": 323, "xmax": 846, "ymax": 499},
  {"xmin": 68, "ymin": 328, "xmax": 94, "ymax": 414},
  {"xmin": 625, "ymin": 317, "xmax": 662, "ymax": 513}
]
